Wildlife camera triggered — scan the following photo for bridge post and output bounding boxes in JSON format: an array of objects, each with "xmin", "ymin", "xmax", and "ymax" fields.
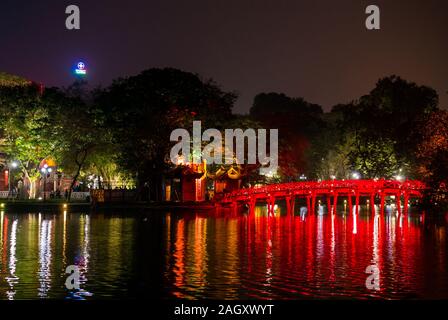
[
  {"xmin": 231, "ymin": 201, "xmax": 238, "ymax": 216},
  {"xmin": 380, "ymin": 193, "xmax": 385, "ymax": 215},
  {"xmin": 355, "ymin": 192, "xmax": 359, "ymax": 216},
  {"xmin": 248, "ymin": 197, "xmax": 256, "ymax": 217},
  {"xmin": 215, "ymin": 202, "xmax": 222, "ymax": 215},
  {"xmin": 268, "ymin": 196, "xmax": 276, "ymax": 217},
  {"xmin": 327, "ymin": 196, "xmax": 331, "ymax": 214},
  {"xmin": 333, "ymin": 193, "xmax": 338, "ymax": 215},
  {"xmin": 348, "ymin": 195, "xmax": 352, "ymax": 214},
  {"xmin": 286, "ymin": 195, "xmax": 295, "ymax": 217},
  {"xmin": 370, "ymin": 193, "xmax": 375, "ymax": 216},
  {"xmin": 396, "ymin": 192, "xmax": 401, "ymax": 216},
  {"xmin": 311, "ymin": 194, "xmax": 316, "ymax": 215},
  {"xmin": 306, "ymin": 196, "xmax": 311, "ymax": 215},
  {"xmin": 286, "ymin": 195, "xmax": 291, "ymax": 216},
  {"xmin": 403, "ymin": 192, "xmax": 409, "ymax": 215}
]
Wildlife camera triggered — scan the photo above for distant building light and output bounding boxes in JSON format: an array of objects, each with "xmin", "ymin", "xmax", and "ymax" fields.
[
  {"xmin": 75, "ymin": 69, "xmax": 87, "ymax": 75},
  {"xmin": 74, "ymin": 61, "xmax": 87, "ymax": 76}
]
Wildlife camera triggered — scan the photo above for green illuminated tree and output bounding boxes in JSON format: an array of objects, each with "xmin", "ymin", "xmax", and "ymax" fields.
[
  {"xmin": 0, "ymin": 83, "xmax": 52, "ymax": 198},
  {"xmin": 323, "ymin": 76, "xmax": 439, "ymax": 179},
  {"xmin": 44, "ymin": 87, "xmax": 114, "ymax": 200}
]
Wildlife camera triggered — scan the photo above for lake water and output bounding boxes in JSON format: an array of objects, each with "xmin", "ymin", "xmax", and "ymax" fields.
[{"xmin": 0, "ymin": 205, "xmax": 447, "ymax": 300}]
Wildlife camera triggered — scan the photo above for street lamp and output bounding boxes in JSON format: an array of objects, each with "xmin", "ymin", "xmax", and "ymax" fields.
[
  {"xmin": 41, "ymin": 165, "xmax": 52, "ymax": 202},
  {"xmin": 352, "ymin": 172, "xmax": 361, "ymax": 180}
]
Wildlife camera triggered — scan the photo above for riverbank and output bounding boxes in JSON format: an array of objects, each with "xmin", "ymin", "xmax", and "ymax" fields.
[
  {"xmin": 0, "ymin": 199, "xmax": 90, "ymax": 212},
  {"xmin": 102, "ymin": 201, "xmax": 216, "ymax": 210},
  {"xmin": 0, "ymin": 199, "xmax": 218, "ymax": 212}
]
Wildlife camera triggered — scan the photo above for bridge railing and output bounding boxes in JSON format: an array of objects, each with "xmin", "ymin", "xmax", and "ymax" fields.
[{"xmin": 221, "ymin": 179, "xmax": 426, "ymax": 202}]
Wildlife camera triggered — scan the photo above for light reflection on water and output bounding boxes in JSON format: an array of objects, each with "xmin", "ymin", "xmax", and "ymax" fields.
[
  {"xmin": 0, "ymin": 207, "xmax": 446, "ymax": 299},
  {"xmin": 163, "ymin": 205, "xmax": 448, "ymax": 300},
  {"xmin": 0, "ymin": 212, "xmax": 135, "ymax": 300}
]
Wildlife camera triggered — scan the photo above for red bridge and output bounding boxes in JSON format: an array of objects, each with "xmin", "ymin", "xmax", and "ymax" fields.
[{"xmin": 218, "ymin": 179, "xmax": 426, "ymax": 216}]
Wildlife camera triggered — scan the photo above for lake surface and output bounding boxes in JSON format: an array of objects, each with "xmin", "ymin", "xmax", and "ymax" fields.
[{"xmin": 0, "ymin": 205, "xmax": 447, "ymax": 300}]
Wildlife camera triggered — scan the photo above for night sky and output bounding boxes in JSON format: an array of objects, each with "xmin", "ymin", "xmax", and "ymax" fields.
[{"xmin": 0, "ymin": 0, "xmax": 447, "ymax": 113}]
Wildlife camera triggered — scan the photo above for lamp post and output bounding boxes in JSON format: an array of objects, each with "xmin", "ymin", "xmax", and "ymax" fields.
[
  {"xmin": 352, "ymin": 172, "xmax": 361, "ymax": 180},
  {"xmin": 8, "ymin": 161, "xmax": 18, "ymax": 199},
  {"xmin": 41, "ymin": 165, "xmax": 52, "ymax": 202}
]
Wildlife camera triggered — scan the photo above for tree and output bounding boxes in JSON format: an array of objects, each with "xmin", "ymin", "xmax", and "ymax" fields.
[
  {"xmin": 0, "ymin": 75, "xmax": 127, "ymax": 200},
  {"xmin": 326, "ymin": 76, "xmax": 439, "ymax": 179},
  {"xmin": 0, "ymin": 82, "xmax": 52, "ymax": 198},
  {"xmin": 311, "ymin": 135, "xmax": 353, "ymax": 180},
  {"xmin": 0, "ymin": 72, "xmax": 32, "ymax": 87},
  {"xmin": 360, "ymin": 75, "xmax": 438, "ymax": 166},
  {"xmin": 86, "ymin": 152, "xmax": 135, "ymax": 189},
  {"xmin": 250, "ymin": 92, "xmax": 323, "ymax": 180},
  {"xmin": 96, "ymin": 68, "xmax": 236, "ymax": 200},
  {"xmin": 44, "ymin": 87, "xmax": 113, "ymax": 201},
  {"xmin": 306, "ymin": 111, "xmax": 348, "ymax": 180},
  {"xmin": 415, "ymin": 110, "xmax": 448, "ymax": 206}
]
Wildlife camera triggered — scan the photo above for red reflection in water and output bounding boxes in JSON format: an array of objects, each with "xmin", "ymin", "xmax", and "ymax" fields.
[
  {"xmin": 173, "ymin": 219, "xmax": 185, "ymax": 298},
  {"xmin": 2, "ymin": 216, "xmax": 8, "ymax": 271},
  {"xmin": 165, "ymin": 208, "xmax": 448, "ymax": 299}
]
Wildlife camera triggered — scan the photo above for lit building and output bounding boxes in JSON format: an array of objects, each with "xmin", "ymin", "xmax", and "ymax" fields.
[{"xmin": 164, "ymin": 161, "xmax": 254, "ymax": 202}]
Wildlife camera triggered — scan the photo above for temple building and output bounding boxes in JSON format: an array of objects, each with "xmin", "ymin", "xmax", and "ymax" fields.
[{"xmin": 164, "ymin": 160, "xmax": 256, "ymax": 202}]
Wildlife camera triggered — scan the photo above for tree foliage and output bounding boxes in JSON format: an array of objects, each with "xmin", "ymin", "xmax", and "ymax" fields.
[
  {"xmin": 96, "ymin": 68, "xmax": 236, "ymax": 199},
  {"xmin": 415, "ymin": 110, "xmax": 448, "ymax": 206},
  {"xmin": 312, "ymin": 76, "xmax": 439, "ymax": 180},
  {"xmin": 0, "ymin": 84, "xmax": 51, "ymax": 197},
  {"xmin": 250, "ymin": 92, "xmax": 323, "ymax": 180},
  {"xmin": 43, "ymin": 86, "xmax": 113, "ymax": 200}
]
